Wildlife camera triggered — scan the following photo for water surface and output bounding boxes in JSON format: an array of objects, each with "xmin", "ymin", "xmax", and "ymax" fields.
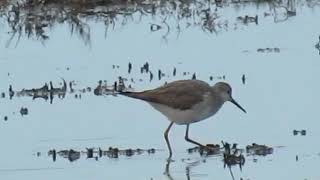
[{"xmin": 0, "ymin": 0, "xmax": 320, "ymax": 179}]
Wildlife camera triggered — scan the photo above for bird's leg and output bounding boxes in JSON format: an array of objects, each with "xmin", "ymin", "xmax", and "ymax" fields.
[
  {"xmin": 164, "ymin": 122, "xmax": 174, "ymax": 160},
  {"xmin": 184, "ymin": 124, "xmax": 205, "ymax": 148}
]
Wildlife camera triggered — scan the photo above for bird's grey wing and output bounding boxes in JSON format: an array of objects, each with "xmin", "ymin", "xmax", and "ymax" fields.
[{"xmin": 121, "ymin": 80, "xmax": 211, "ymax": 110}]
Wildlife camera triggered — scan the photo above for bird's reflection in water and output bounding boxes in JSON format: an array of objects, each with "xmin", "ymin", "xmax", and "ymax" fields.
[
  {"xmin": 164, "ymin": 156, "xmax": 241, "ymax": 180},
  {"xmin": 164, "ymin": 158, "xmax": 206, "ymax": 180}
]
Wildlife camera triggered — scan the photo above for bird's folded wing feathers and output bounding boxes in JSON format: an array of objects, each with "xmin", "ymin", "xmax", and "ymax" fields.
[{"xmin": 120, "ymin": 80, "xmax": 211, "ymax": 110}]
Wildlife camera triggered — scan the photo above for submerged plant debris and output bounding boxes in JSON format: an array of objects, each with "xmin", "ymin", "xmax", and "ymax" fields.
[
  {"xmin": 187, "ymin": 141, "xmax": 274, "ymax": 159},
  {"xmin": 0, "ymin": 0, "xmax": 317, "ymax": 46},
  {"xmin": 46, "ymin": 147, "xmax": 157, "ymax": 162}
]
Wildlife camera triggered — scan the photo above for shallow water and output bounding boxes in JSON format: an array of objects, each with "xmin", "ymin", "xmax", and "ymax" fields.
[{"xmin": 0, "ymin": 0, "xmax": 320, "ymax": 179}]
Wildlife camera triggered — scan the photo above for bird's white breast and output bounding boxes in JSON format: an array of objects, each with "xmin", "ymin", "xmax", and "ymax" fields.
[{"xmin": 148, "ymin": 93, "xmax": 224, "ymax": 125}]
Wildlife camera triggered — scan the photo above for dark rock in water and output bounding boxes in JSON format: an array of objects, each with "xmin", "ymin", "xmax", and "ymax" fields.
[
  {"xmin": 173, "ymin": 67, "xmax": 176, "ymax": 76},
  {"xmin": 4, "ymin": 116, "xmax": 8, "ymax": 121},
  {"xmin": 1, "ymin": 92, "xmax": 5, "ymax": 98},
  {"xmin": 301, "ymin": 130, "xmax": 306, "ymax": 136}
]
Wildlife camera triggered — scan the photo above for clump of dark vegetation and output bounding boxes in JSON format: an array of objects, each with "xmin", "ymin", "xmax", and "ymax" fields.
[
  {"xmin": 293, "ymin": 129, "xmax": 307, "ymax": 136},
  {"xmin": 246, "ymin": 143, "xmax": 273, "ymax": 156},
  {"xmin": 47, "ymin": 146, "xmax": 157, "ymax": 162}
]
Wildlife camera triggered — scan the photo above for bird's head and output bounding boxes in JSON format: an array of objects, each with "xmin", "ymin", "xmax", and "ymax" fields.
[{"xmin": 213, "ymin": 82, "xmax": 246, "ymax": 113}]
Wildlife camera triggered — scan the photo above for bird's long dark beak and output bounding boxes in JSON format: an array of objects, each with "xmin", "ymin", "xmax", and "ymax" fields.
[{"xmin": 230, "ymin": 98, "xmax": 246, "ymax": 113}]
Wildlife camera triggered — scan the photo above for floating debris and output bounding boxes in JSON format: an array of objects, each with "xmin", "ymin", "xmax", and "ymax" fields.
[
  {"xmin": 187, "ymin": 144, "xmax": 220, "ymax": 156},
  {"xmin": 112, "ymin": 65, "xmax": 120, "ymax": 69},
  {"xmin": 69, "ymin": 82, "xmax": 75, "ymax": 93},
  {"xmin": 93, "ymin": 80, "xmax": 117, "ymax": 96},
  {"xmin": 50, "ymin": 79, "xmax": 67, "ymax": 99},
  {"xmin": 147, "ymin": 148, "xmax": 156, "ymax": 154},
  {"xmin": 118, "ymin": 76, "xmax": 125, "ymax": 92},
  {"xmin": 158, "ymin": 70, "xmax": 162, "ymax": 80},
  {"xmin": 237, "ymin": 15, "xmax": 258, "ymax": 25},
  {"xmin": 86, "ymin": 148, "xmax": 94, "ymax": 158},
  {"xmin": 141, "ymin": 62, "xmax": 149, "ymax": 73},
  {"xmin": 222, "ymin": 141, "xmax": 245, "ymax": 170},
  {"xmin": 128, "ymin": 62, "xmax": 132, "ymax": 74},
  {"xmin": 173, "ymin": 67, "xmax": 176, "ymax": 76},
  {"xmin": 47, "ymin": 147, "xmax": 157, "ymax": 162},
  {"xmin": 48, "ymin": 149, "xmax": 57, "ymax": 162},
  {"xmin": 293, "ymin": 129, "xmax": 307, "ymax": 136},
  {"xmin": 12, "ymin": 79, "xmax": 68, "ymax": 104},
  {"xmin": 315, "ymin": 36, "xmax": 320, "ymax": 54},
  {"xmin": 192, "ymin": 73, "xmax": 196, "ymax": 80},
  {"xmin": 150, "ymin": 23, "xmax": 162, "ymax": 32},
  {"xmin": 149, "ymin": 72, "xmax": 154, "ymax": 82},
  {"xmin": 246, "ymin": 143, "xmax": 273, "ymax": 156},
  {"xmin": 9, "ymin": 85, "xmax": 14, "ymax": 99},
  {"xmin": 223, "ymin": 152, "xmax": 245, "ymax": 168},
  {"xmin": 20, "ymin": 107, "xmax": 28, "ymax": 116},
  {"xmin": 257, "ymin": 47, "xmax": 280, "ymax": 53},
  {"xmin": 242, "ymin": 74, "xmax": 246, "ymax": 85}
]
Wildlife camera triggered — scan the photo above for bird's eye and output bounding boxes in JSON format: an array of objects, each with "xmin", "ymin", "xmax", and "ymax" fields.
[{"xmin": 227, "ymin": 90, "xmax": 231, "ymax": 94}]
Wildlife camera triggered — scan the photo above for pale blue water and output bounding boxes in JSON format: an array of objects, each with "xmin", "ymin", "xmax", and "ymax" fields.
[{"xmin": 0, "ymin": 1, "xmax": 320, "ymax": 179}]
